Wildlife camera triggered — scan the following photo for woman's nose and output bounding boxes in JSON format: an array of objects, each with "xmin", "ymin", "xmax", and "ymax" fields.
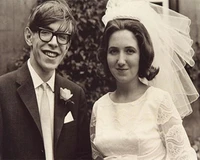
[{"xmin": 117, "ymin": 53, "xmax": 126, "ymax": 66}]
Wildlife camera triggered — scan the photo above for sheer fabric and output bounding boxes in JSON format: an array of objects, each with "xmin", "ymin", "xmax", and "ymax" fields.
[
  {"xmin": 102, "ymin": 0, "xmax": 199, "ymax": 118},
  {"xmin": 90, "ymin": 87, "xmax": 197, "ymax": 160}
]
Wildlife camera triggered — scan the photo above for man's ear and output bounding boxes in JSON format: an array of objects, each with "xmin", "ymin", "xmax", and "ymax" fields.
[{"xmin": 24, "ymin": 27, "xmax": 33, "ymax": 46}]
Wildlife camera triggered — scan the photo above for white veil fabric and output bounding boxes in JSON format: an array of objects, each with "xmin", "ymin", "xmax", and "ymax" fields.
[{"xmin": 102, "ymin": 0, "xmax": 199, "ymax": 118}]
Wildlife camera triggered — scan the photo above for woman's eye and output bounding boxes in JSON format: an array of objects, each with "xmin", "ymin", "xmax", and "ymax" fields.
[
  {"xmin": 126, "ymin": 48, "xmax": 135, "ymax": 54},
  {"xmin": 108, "ymin": 49, "xmax": 118, "ymax": 55}
]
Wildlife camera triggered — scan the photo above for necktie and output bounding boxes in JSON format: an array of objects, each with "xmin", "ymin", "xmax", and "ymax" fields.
[{"xmin": 40, "ymin": 83, "xmax": 54, "ymax": 160}]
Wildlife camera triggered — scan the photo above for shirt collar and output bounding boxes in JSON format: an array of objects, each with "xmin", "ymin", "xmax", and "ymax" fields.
[
  {"xmin": 27, "ymin": 59, "xmax": 55, "ymax": 92},
  {"xmin": 47, "ymin": 71, "xmax": 55, "ymax": 92}
]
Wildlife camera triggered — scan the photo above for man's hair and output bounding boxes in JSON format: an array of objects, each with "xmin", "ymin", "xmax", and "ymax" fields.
[
  {"xmin": 27, "ymin": 0, "xmax": 76, "ymax": 37},
  {"xmin": 99, "ymin": 18, "xmax": 159, "ymax": 81}
]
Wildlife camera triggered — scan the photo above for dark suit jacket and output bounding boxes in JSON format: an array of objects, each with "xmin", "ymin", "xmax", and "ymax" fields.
[{"xmin": 0, "ymin": 63, "xmax": 92, "ymax": 160}]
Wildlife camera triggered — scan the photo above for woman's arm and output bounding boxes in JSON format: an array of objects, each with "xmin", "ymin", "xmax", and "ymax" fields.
[
  {"xmin": 90, "ymin": 104, "xmax": 104, "ymax": 160},
  {"xmin": 157, "ymin": 92, "xmax": 197, "ymax": 160}
]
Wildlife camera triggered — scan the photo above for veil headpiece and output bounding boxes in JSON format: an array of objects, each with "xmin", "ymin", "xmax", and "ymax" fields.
[{"xmin": 102, "ymin": 0, "xmax": 199, "ymax": 118}]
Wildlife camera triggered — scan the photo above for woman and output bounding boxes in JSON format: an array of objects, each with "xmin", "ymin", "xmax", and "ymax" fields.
[{"xmin": 90, "ymin": 0, "xmax": 199, "ymax": 159}]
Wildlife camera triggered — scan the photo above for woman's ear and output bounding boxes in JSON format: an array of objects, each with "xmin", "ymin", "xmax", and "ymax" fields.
[{"xmin": 24, "ymin": 27, "xmax": 33, "ymax": 46}]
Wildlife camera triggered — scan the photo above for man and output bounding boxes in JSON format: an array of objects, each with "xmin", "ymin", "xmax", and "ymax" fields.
[{"xmin": 0, "ymin": 0, "xmax": 92, "ymax": 159}]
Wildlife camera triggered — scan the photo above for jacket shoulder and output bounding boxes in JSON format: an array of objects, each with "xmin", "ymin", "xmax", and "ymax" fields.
[
  {"xmin": 56, "ymin": 73, "xmax": 84, "ymax": 92},
  {"xmin": 0, "ymin": 69, "xmax": 18, "ymax": 84}
]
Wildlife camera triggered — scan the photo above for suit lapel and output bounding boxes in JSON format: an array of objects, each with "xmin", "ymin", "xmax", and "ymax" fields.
[
  {"xmin": 54, "ymin": 74, "xmax": 70, "ymax": 147},
  {"xmin": 16, "ymin": 63, "xmax": 42, "ymax": 136},
  {"xmin": 16, "ymin": 65, "xmax": 71, "ymax": 147}
]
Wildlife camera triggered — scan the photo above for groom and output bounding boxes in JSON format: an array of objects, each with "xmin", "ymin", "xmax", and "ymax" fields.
[{"xmin": 0, "ymin": 0, "xmax": 91, "ymax": 159}]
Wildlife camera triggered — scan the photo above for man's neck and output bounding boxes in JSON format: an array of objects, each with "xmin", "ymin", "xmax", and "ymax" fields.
[{"xmin": 29, "ymin": 59, "xmax": 55, "ymax": 82}]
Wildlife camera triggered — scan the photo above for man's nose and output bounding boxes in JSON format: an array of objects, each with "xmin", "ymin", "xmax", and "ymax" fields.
[{"xmin": 48, "ymin": 35, "xmax": 58, "ymax": 47}]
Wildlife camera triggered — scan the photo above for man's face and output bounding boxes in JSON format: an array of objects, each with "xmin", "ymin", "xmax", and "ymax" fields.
[{"xmin": 29, "ymin": 21, "xmax": 71, "ymax": 75}]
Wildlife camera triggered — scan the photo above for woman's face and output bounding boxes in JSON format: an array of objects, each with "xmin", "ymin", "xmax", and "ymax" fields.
[{"xmin": 107, "ymin": 29, "xmax": 140, "ymax": 85}]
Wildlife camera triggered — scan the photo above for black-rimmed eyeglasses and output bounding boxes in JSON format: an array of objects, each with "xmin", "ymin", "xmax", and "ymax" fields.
[{"xmin": 38, "ymin": 27, "xmax": 71, "ymax": 45}]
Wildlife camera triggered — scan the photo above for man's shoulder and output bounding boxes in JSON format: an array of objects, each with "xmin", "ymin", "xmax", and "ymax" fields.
[
  {"xmin": 0, "ymin": 63, "xmax": 28, "ymax": 84},
  {"xmin": 0, "ymin": 69, "xmax": 18, "ymax": 83},
  {"xmin": 56, "ymin": 73, "xmax": 83, "ymax": 92}
]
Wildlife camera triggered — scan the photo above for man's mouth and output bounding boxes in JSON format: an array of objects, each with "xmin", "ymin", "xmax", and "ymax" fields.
[{"xmin": 44, "ymin": 51, "xmax": 58, "ymax": 58}]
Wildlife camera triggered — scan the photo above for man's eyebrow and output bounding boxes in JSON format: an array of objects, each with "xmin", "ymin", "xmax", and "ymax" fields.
[
  {"xmin": 40, "ymin": 27, "xmax": 71, "ymax": 34},
  {"xmin": 41, "ymin": 26, "xmax": 52, "ymax": 30}
]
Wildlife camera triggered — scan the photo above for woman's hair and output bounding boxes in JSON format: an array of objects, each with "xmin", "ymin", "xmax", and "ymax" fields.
[
  {"xmin": 27, "ymin": 0, "xmax": 76, "ymax": 37},
  {"xmin": 99, "ymin": 18, "xmax": 159, "ymax": 81}
]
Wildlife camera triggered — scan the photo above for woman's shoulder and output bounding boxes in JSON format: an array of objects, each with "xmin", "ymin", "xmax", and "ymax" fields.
[
  {"xmin": 92, "ymin": 93, "xmax": 112, "ymax": 113},
  {"xmin": 149, "ymin": 86, "xmax": 168, "ymax": 94},
  {"xmin": 94, "ymin": 93, "xmax": 111, "ymax": 105},
  {"xmin": 146, "ymin": 86, "xmax": 171, "ymax": 102}
]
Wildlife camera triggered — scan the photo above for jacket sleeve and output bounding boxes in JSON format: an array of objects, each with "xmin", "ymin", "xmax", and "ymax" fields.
[
  {"xmin": 76, "ymin": 88, "xmax": 92, "ymax": 160},
  {"xmin": 157, "ymin": 92, "xmax": 197, "ymax": 160}
]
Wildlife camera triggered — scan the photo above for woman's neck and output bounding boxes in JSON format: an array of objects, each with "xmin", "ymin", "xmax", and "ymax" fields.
[{"xmin": 111, "ymin": 79, "xmax": 148, "ymax": 103}]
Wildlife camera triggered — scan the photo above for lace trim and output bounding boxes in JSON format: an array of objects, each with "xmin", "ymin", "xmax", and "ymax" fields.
[
  {"xmin": 165, "ymin": 125, "xmax": 195, "ymax": 160},
  {"xmin": 157, "ymin": 93, "xmax": 180, "ymax": 125},
  {"xmin": 166, "ymin": 125, "xmax": 184, "ymax": 156},
  {"xmin": 157, "ymin": 103, "xmax": 173, "ymax": 124}
]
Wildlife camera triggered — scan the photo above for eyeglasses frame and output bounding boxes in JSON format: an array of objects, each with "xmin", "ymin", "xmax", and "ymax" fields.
[{"xmin": 37, "ymin": 27, "xmax": 71, "ymax": 45}]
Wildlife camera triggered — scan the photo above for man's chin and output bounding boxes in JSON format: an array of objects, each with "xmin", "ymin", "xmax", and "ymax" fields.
[{"xmin": 43, "ymin": 64, "xmax": 58, "ymax": 73}]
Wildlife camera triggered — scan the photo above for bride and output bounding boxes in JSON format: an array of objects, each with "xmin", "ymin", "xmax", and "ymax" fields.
[{"xmin": 90, "ymin": 0, "xmax": 199, "ymax": 159}]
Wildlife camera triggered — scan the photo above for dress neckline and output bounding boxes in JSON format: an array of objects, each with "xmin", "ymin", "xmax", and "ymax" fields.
[{"xmin": 107, "ymin": 86, "xmax": 153, "ymax": 105}]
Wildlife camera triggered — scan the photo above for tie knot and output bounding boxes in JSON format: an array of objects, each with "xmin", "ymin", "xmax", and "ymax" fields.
[{"xmin": 41, "ymin": 83, "xmax": 48, "ymax": 91}]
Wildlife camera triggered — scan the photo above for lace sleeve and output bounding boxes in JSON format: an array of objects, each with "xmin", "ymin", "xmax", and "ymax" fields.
[
  {"xmin": 90, "ymin": 104, "xmax": 104, "ymax": 160},
  {"xmin": 157, "ymin": 92, "xmax": 197, "ymax": 160}
]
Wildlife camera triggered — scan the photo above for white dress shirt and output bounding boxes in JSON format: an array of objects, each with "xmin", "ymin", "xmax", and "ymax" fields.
[{"xmin": 27, "ymin": 59, "xmax": 55, "ymax": 137}]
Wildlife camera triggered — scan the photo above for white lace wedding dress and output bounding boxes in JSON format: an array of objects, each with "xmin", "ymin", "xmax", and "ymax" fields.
[{"xmin": 90, "ymin": 86, "xmax": 197, "ymax": 160}]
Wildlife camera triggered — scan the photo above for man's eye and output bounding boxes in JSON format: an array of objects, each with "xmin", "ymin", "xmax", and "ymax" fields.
[
  {"xmin": 40, "ymin": 30, "xmax": 51, "ymax": 35},
  {"xmin": 58, "ymin": 34, "xmax": 67, "ymax": 40}
]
